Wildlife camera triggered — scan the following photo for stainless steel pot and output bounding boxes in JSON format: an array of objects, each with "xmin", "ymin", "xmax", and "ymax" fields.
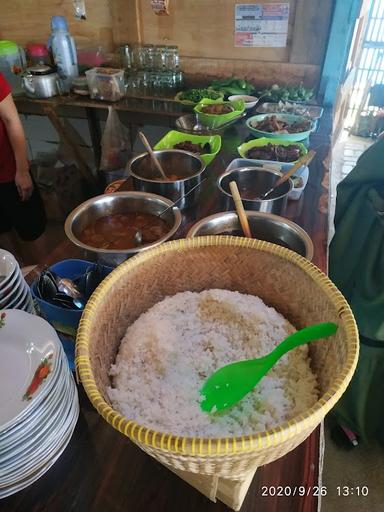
[
  {"xmin": 64, "ymin": 191, "xmax": 182, "ymax": 267},
  {"xmin": 186, "ymin": 211, "xmax": 313, "ymax": 260},
  {"xmin": 128, "ymin": 149, "xmax": 206, "ymax": 209},
  {"xmin": 217, "ymin": 167, "xmax": 293, "ymax": 215},
  {"xmin": 21, "ymin": 65, "xmax": 61, "ymax": 98}
]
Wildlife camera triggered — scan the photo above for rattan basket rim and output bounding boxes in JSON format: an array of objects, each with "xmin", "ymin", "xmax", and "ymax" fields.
[{"xmin": 76, "ymin": 236, "xmax": 359, "ymax": 457}]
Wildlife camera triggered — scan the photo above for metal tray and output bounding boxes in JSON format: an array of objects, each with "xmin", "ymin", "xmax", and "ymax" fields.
[{"xmin": 256, "ymin": 102, "xmax": 323, "ymax": 120}]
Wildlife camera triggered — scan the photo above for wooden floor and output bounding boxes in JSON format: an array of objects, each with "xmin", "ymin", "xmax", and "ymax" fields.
[{"xmin": 4, "ymin": 221, "xmax": 66, "ymax": 268}]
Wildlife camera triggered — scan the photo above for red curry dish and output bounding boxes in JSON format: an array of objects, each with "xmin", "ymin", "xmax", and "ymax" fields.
[{"xmin": 79, "ymin": 213, "xmax": 170, "ymax": 250}]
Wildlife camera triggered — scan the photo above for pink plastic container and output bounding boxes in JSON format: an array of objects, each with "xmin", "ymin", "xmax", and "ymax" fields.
[{"xmin": 26, "ymin": 44, "xmax": 50, "ymax": 66}]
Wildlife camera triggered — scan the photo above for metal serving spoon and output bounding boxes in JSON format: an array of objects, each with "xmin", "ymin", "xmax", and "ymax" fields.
[
  {"xmin": 56, "ymin": 277, "xmax": 85, "ymax": 309},
  {"xmin": 193, "ymin": 112, "xmax": 247, "ymax": 133},
  {"xmin": 258, "ymin": 150, "xmax": 316, "ymax": 200},
  {"xmin": 133, "ymin": 178, "xmax": 207, "ymax": 246},
  {"xmin": 199, "ymin": 322, "xmax": 338, "ymax": 413}
]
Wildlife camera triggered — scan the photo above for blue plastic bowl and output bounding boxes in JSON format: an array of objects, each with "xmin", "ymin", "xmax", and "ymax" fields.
[
  {"xmin": 246, "ymin": 113, "xmax": 314, "ymax": 141},
  {"xmin": 31, "ymin": 259, "xmax": 113, "ymax": 336}
]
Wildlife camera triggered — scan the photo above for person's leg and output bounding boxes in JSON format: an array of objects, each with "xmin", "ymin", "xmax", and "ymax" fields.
[
  {"xmin": 0, "ymin": 182, "xmax": 25, "ymax": 262},
  {"xmin": 1, "ymin": 180, "xmax": 47, "ymax": 265}
]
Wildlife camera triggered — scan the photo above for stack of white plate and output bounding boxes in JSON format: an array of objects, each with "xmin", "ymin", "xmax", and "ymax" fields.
[
  {"xmin": 0, "ymin": 309, "xmax": 79, "ymax": 498},
  {"xmin": 0, "ymin": 249, "xmax": 35, "ymax": 314}
]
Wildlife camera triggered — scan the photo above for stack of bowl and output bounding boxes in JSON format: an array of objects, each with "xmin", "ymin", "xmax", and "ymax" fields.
[
  {"xmin": 0, "ymin": 310, "xmax": 79, "ymax": 497},
  {"xmin": 0, "ymin": 249, "xmax": 34, "ymax": 314}
]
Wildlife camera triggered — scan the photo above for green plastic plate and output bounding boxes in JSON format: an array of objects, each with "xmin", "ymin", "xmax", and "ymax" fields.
[
  {"xmin": 237, "ymin": 137, "xmax": 308, "ymax": 163},
  {"xmin": 174, "ymin": 91, "xmax": 224, "ymax": 107},
  {"xmin": 194, "ymin": 99, "xmax": 245, "ymax": 128},
  {"xmin": 154, "ymin": 130, "xmax": 221, "ymax": 165}
]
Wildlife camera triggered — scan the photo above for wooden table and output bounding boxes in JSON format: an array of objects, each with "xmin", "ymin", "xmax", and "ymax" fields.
[{"xmin": 2, "ymin": 102, "xmax": 332, "ymax": 512}]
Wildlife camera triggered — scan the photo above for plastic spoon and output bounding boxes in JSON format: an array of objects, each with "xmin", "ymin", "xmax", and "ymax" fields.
[{"xmin": 200, "ymin": 321, "xmax": 338, "ymax": 413}]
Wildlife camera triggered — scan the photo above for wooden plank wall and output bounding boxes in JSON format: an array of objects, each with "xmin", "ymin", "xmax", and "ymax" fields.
[
  {"xmin": 112, "ymin": 0, "xmax": 335, "ymax": 88},
  {"xmin": 0, "ymin": 0, "xmax": 335, "ymax": 89},
  {"xmin": 0, "ymin": 0, "xmax": 114, "ymax": 50}
]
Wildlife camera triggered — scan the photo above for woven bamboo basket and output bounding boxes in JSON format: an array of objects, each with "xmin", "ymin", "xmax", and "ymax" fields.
[{"xmin": 76, "ymin": 237, "xmax": 359, "ymax": 510}]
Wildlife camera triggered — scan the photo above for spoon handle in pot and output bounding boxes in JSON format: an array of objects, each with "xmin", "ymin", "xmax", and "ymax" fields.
[
  {"xmin": 260, "ymin": 150, "xmax": 316, "ymax": 200},
  {"xmin": 229, "ymin": 181, "xmax": 252, "ymax": 238},
  {"xmin": 158, "ymin": 177, "xmax": 208, "ymax": 218},
  {"xmin": 138, "ymin": 131, "xmax": 168, "ymax": 180}
]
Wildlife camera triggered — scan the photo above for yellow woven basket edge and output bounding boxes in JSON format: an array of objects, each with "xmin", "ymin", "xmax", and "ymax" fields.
[{"xmin": 76, "ymin": 236, "xmax": 359, "ymax": 457}]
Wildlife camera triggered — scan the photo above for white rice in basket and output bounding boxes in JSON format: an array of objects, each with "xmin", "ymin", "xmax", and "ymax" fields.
[{"xmin": 108, "ymin": 289, "xmax": 318, "ymax": 437}]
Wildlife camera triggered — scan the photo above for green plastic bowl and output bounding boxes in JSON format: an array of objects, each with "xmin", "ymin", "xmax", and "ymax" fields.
[
  {"xmin": 154, "ymin": 130, "xmax": 221, "ymax": 166},
  {"xmin": 237, "ymin": 137, "xmax": 308, "ymax": 163},
  {"xmin": 194, "ymin": 99, "xmax": 245, "ymax": 129},
  {"xmin": 174, "ymin": 90, "xmax": 224, "ymax": 107},
  {"xmin": 246, "ymin": 113, "xmax": 314, "ymax": 141}
]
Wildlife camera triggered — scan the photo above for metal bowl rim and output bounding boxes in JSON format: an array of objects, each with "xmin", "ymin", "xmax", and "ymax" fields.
[
  {"xmin": 64, "ymin": 191, "xmax": 182, "ymax": 254},
  {"xmin": 217, "ymin": 166, "xmax": 293, "ymax": 202},
  {"xmin": 175, "ymin": 113, "xmax": 244, "ymax": 135},
  {"xmin": 186, "ymin": 210, "xmax": 314, "ymax": 260},
  {"xmin": 128, "ymin": 149, "xmax": 206, "ymax": 183}
]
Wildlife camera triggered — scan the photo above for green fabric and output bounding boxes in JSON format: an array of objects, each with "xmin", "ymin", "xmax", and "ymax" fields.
[
  {"xmin": 332, "ymin": 338, "xmax": 384, "ymax": 443},
  {"xmin": 329, "ymin": 138, "xmax": 384, "ymax": 442},
  {"xmin": 329, "ymin": 138, "xmax": 384, "ymax": 341}
]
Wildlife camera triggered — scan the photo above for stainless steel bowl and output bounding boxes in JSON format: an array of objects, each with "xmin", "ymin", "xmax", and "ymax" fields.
[
  {"xmin": 128, "ymin": 149, "xmax": 206, "ymax": 208},
  {"xmin": 64, "ymin": 191, "xmax": 182, "ymax": 267},
  {"xmin": 175, "ymin": 113, "xmax": 246, "ymax": 135},
  {"xmin": 187, "ymin": 211, "xmax": 313, "ymax": 260},
  {"xmin": 217, "ymin": 166, "xmax": 293, "ymax": 215}
]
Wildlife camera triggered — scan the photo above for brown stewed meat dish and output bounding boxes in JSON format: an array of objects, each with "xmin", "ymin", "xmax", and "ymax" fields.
[
  {"xmin": 201, "ymin": 104, "xmax": 234, "ymax": 115},
  {"xmin": 173, "ymin": 141, "xmax": 210, "ymax": 154},
  {"xmin": 246, "ymin": 143, "xmax": 302, "ymax": 162},
  {"xmin": 251, "ymin": 115, "xmax": 311, "ymax": 133},
  {"xmin": 79, "ymin": 213, "xmax": 170, "ymax": 250}
]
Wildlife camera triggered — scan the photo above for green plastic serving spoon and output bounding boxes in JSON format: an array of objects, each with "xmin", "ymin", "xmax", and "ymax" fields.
[{"xmin": 200, "ymin": 322, "xmax": 338, "ymax": 413}]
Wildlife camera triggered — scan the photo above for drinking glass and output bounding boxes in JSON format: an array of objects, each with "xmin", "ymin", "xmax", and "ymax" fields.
[{"xmin": 164, "ymin": 46, "xmax": 179, "ymax": 70}]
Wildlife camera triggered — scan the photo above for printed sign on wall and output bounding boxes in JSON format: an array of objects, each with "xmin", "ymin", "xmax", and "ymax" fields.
[{"xmin": 235, "ymin": 3, "xmax": 290, "ymax": 47}]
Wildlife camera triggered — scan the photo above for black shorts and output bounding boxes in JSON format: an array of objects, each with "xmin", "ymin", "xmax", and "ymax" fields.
[{"xmin": 0, "ymin": 180, "xmax": 46, "ymax": 241}]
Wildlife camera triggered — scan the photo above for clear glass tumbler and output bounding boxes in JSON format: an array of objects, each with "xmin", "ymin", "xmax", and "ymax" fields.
[
  {"xmin": 142, "ymin": 44, "xmax": 155, "ymax": 70},
  {"xmin": 164, "ymin": 46, "xmax": 179, "ymax": 71}
]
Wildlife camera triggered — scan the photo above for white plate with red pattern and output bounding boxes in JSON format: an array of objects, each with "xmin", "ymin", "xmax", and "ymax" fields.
[{"xmin": 0, "ymin": 310, "xmax": 61, "ymax": 431}]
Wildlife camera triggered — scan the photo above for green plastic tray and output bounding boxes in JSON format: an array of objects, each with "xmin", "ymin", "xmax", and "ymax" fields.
[
  {"xmin": 194, "ymin": 98, "xmax": 245, "ymax": 128},
  {"xmin": 154, "ymin": 130, "xmax": 221, "ymax": 165},
  {"xmin": 237, "ymin": 137, "xmax": 308, "ymax": 163},
  {"xmin": 174, "ymin": 91, "xmax": 224, "ymax": 107}
]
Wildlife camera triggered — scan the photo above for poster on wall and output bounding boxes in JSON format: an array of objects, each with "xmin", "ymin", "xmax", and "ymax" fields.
[{"xmin": 235, "ymin": 3, "xmax": 289, "ymax": 47}]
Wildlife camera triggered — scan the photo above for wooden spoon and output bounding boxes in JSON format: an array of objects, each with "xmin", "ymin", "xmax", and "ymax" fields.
[
  {"xmin": 138, "ymin": 131, "xmax": 168, "ymax": 180},
  {"xmin": 259, "ymin": 150, "xmax": 316, "ymax": 200},
  {"xmin": 229, "ymin": 181, "xmax": 252, "ymax": 238}
]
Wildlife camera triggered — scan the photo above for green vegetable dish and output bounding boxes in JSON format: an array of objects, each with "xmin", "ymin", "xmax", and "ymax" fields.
[
  {"xmin": 175, "ymin": 89, "xmax": 223, "ymax": 104},
  {"xmin": 209, "ymin": 77, "xmax": 255, "ymax": 96},
  {"xmin": 259, "ymin": 84, "xmax": 314, "ymax": 103}
]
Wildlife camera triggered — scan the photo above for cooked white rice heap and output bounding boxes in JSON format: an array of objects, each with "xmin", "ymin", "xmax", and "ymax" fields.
[{"xmin": 108, "ymin": 289, "xmax": 318, "ymax": 437}]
